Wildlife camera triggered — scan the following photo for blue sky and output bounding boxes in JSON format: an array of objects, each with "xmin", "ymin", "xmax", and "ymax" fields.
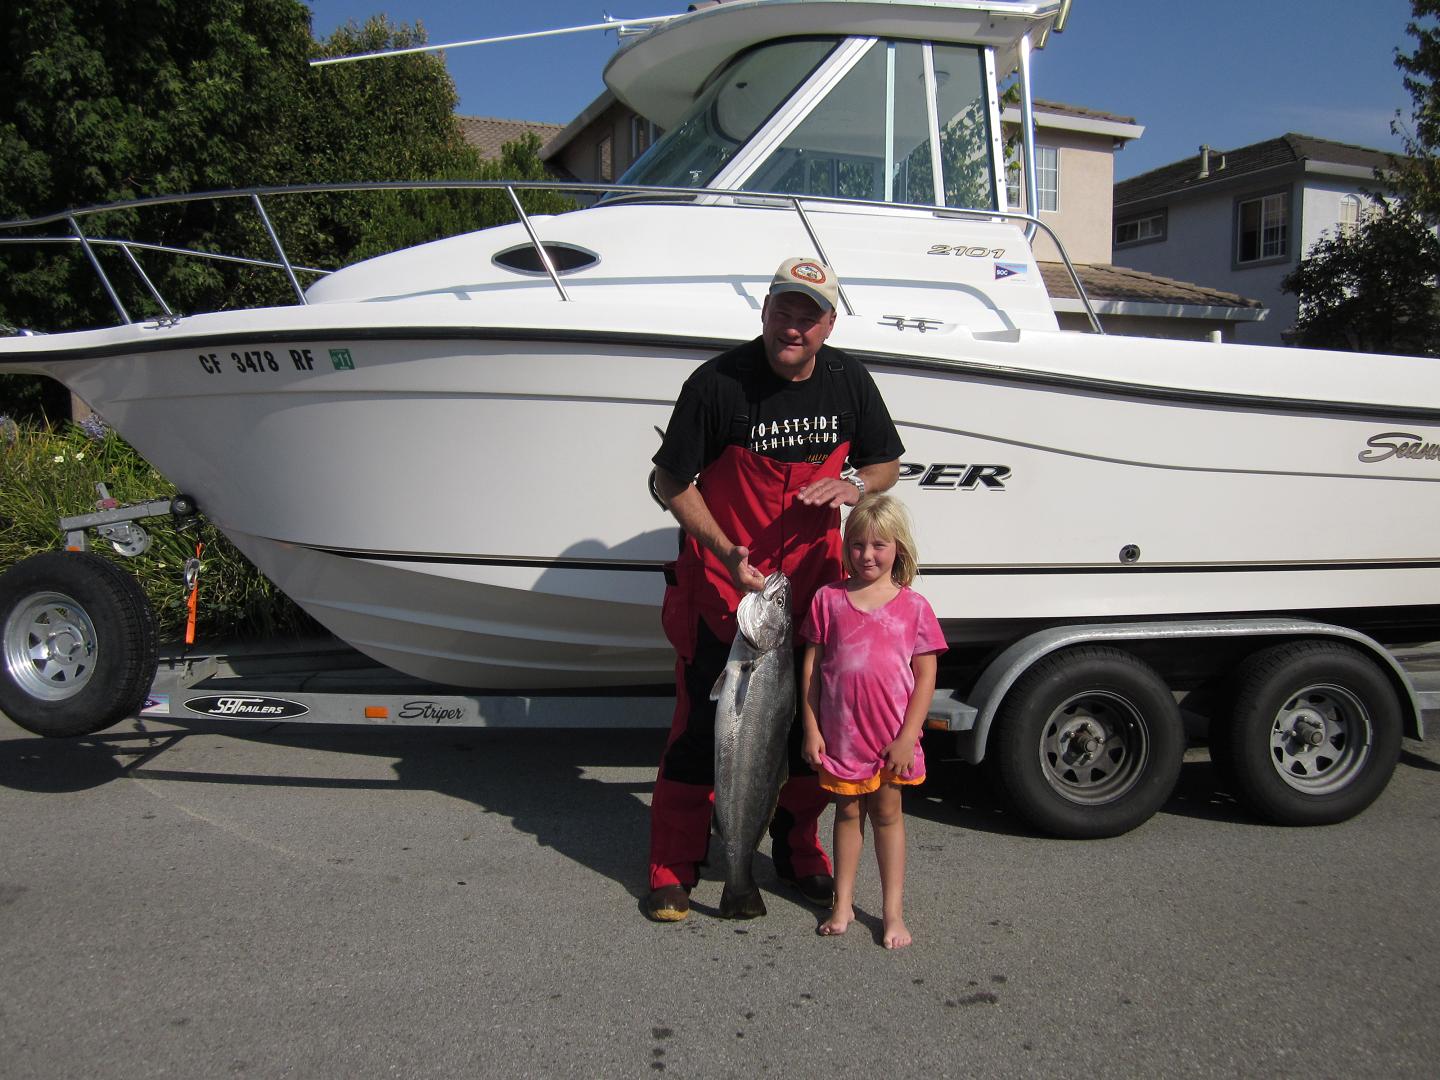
[{"xmin": 306, "ymin": 1, "xmax": 1421, "ymax": 180}]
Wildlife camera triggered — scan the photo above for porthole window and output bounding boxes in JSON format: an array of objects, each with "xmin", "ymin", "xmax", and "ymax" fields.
[{"xmin": 492, "ymin": 243, "xmax": 599, "ymax": 275}]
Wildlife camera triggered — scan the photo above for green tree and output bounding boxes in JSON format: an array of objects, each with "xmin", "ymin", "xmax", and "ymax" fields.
[
  {"xmin": 0, "ymin": 3, "xmax": 569, "ymax": 331},
  {"xmin": 1279, "ymin": 2, "xmax": 1440, "ymax": 354},
  {"xmin": 1282, "ymin": 198, "xmax": 1440, "ymax": 354},
  {"xmin": 1390, "ymin": 0, "xmax": 1440, "ymax": 218},
  {"xmin": 0, "ymin": 0, "xmax": 318, "ymax": 333},
  {"xmin": 0, "ymin": 2, "xmax": 571, "ymax": 419}
]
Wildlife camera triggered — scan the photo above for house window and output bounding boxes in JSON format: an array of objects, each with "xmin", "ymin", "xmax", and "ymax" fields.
[
  {"xmin": 1236, "ymin": 190, "xmax": 1289, "ymax": 264},
  {"xmin": 1003, "ymin": 146, "xmax": 1055, "ymax": 212},
  {"xmin": 1115, "ymin": 210, "xmax": 1166, "ymax": 247},
  {"xmin": 1036, "ymin": 145, "xmax": 1058, "ymax": 212},
  {"xmin": 1338, "ymin": 193, "xmax": 1361, "ymax": 236},
  {"xmin": 596, "ymin": 134, "xmax": 613, "ymax": 182},
  {"xmin": 630, "ymin": 116, "xmax": 652, "ymax": 161}
]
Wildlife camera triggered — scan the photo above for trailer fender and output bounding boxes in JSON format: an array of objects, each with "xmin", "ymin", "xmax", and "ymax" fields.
[{"xmin": 957, "ymin": 619, "xmax": 1422, "ymax": 763}]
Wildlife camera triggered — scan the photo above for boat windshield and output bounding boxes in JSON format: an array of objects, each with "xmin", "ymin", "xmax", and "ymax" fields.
[
  {"xmin": 617, "ymin": 37, "xmax": 998, "ymax": 211},
  {"xmin": 618, "ymin": 39, "xmax": 840, "ymax": 190}
]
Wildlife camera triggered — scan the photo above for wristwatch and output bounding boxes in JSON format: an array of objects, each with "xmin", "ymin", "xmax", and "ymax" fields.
[{"xmin": 845, "ymin": 471, "xmax": 865, "ymax": 498}]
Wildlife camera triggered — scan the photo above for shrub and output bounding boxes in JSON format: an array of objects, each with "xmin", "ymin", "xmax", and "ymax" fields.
[{"xmin": 0, "ymin": 417, "xmax": 315, "ymax": 641}]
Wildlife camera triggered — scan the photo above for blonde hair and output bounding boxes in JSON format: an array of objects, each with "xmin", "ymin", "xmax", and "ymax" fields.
[{"xmin": 842, "ymin": 493, "xmax": 920, "ymax": 586}]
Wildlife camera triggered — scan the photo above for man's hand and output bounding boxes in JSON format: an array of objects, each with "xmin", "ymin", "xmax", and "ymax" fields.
[
  {"xmin": 795, "ymin": 476, "xmax": 861, "ymax": 509},
  {"xmin": 722, "ymin": 544, "xmax": 766, "ymax": 592}
]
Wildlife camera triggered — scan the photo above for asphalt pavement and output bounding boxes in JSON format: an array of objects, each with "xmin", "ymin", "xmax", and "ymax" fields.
[{"xmin": 2, "ymin": 710, "xmax": 1439, "ymax": 1079}]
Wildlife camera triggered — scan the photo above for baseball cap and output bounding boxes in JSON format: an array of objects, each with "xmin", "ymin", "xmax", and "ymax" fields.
[{"xmin": 768, "ymin": 257, "xmax": 839, "ymax": 312}]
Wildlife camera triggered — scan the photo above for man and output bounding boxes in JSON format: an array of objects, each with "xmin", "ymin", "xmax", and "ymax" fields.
[{"xmin": 647, "ymin": 256, "xmax": 904, "ymax": 921}]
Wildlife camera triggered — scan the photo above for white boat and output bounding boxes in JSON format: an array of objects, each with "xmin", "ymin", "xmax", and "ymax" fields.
[{"xmin": 2, "ymin": 0, "xmax": 1435, "ymax": 834}]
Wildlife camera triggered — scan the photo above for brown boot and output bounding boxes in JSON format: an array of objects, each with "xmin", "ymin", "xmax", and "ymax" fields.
[{"xmin": 645, "ymin": 884, "xmax": 691, "ymax": 922}]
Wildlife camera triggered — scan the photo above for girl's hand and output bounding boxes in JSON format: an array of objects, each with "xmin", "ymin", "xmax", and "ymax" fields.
[
  {"xmin": 883, "ymin": 735, "xmax": 917, "ymax": 777},
  {"xmin": 802, "ymin": 729, "xmax": 826, "ymax": 771}
]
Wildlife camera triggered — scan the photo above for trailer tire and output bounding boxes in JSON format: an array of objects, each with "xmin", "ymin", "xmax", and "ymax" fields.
[
  {"xmin": 988, "ymin": 645, "xmax": 1184, "ymax": 839},
  {"xmin": 1213, "ymin": 641, "xmax": 1401, "ymax": 826},
  {"xmin": 0, "ymin": 552, "xmax": 158, "ymax": 738}
]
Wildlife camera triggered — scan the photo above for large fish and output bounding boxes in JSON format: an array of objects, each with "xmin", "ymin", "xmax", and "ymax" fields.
[{"xmin": 712, "ymin": 570, "xmax": 795, "ymax": 919}]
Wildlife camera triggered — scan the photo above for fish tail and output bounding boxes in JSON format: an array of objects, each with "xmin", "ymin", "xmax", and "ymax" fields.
[{"xmin": 719, "ymin": 883, "xmax": 767, "ymax": 919}]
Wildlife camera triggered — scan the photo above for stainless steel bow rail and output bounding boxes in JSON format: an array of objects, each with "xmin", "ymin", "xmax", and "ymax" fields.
[{"xmin": 0, "ymin": 180, "xmax": 1104, "ymax": 334}]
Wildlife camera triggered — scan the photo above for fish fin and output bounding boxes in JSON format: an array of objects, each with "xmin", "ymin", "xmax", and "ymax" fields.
[
  {"xmin": 733, "ymin": 662, "xmax": 752, "ymax": 714},
  {"xmin": 709, "ymin": 670, "xmax": 727, "ymax": 702}
]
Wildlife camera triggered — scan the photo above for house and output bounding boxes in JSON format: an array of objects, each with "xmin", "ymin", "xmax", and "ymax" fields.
[
  {"xmin": 999, "ymin": 101, "xmax": 1265, "ymax": 338},
  {"xmin": 538, "ymin": 91, "xmax": 1265, "ymax": 340},
  {"xmin": 1112, "ymin": 134, "xmax": 1394, "ymax": 345},
  {"xmin": 540, "ymin": 91, "xmax": 658, "ymax": 183}
]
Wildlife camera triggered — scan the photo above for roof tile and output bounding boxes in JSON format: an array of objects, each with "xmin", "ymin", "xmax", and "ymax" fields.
[
  {"xmin": 1041, "ymin": 262, "xmax": 1265, "ymax": 310},
  {"xmin": 457, "ymin": 115, "xmax": 566, "ymax": 162}
]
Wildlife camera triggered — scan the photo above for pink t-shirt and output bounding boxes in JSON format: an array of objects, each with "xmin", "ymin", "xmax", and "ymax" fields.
[{"xmin": 800, "ymin": 581, "xmax": 947, "ymax": 782}]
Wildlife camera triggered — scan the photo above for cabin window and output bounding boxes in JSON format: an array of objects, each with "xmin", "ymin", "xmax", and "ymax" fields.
[
  {"xmin": 742, "ymin": 40, "xmax": 923, "ymax": 202},
  {"xmin": 616, "ymin": 39, "xmax": 839, "ymax": 190},
  {"xmin": 1235, "ymin": 190, "xmax": 1290, "ymax": 265},
  {"xmin": 931, "ymin": 44, "xmax": 997, "ymax": 210},
  {"xmin": 492, "ymin": 243, "xmax": 600, "ymax": 275},
  {"xmin": 739, "ymin": 39, "xmax": 994, "ymax": 210}
]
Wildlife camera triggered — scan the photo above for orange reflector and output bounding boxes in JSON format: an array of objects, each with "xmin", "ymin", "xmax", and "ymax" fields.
[
  {"xmin": 364, "ymin": 706, "xmax": 389, "ymax": 719},
  {"xmin": 66, "ymin": 545, "xmax": 83, "ymax": 552},
  {"xmin": 924, "ymin": 716, "xmax": 951, "ymax": 732}
]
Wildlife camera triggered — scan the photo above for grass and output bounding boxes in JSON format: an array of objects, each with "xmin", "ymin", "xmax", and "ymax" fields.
[{"xmin": 0, "ymin": 415, "xmax": 316, "ymax": 642}]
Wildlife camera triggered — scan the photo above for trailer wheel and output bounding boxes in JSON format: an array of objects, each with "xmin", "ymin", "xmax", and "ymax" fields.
[
  {"xmin": 989, "ymin": 645, "xmax": 1184, "ymax": 839},
  {"xmin": 1213, "ymin": 641, "xmax": 1401, "ymax": 826},
  {"xmin": 0, "ymin": 552, "xmax": 158, "ymax": 738}
]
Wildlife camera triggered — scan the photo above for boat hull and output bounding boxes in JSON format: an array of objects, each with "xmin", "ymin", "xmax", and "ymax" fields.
[{"xmin": 7, "ymin": 303, "xmax": 1440, "ymax": 688}]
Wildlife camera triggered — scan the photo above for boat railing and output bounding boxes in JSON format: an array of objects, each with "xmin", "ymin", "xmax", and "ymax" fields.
[{"xmin": 0, "ymin": 180, "xmax": 1103, "ymax": 334}]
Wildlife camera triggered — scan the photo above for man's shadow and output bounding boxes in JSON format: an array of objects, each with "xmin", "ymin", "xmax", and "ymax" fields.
[{"xmin": 388, "ymin": 726, "xmax": 667, "ymax": 892}]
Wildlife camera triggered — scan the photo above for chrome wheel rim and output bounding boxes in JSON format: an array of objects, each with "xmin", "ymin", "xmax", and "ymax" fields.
[
  {"xmin": 3, "ymin": 591, "xmax": 99, "ymax": 701},
  {"xmin": 1268, "ymin": 684, "xmax": 1372, "ymax": 795},
  {"xmin": 1038, "ymin": 691, "xmax": 1150, "ymax": 805}
]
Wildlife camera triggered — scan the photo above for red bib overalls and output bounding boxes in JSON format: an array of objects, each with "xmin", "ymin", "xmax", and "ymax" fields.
[{"xmin": 648, "ymin": 440, "xmax": 850, "ymax": 891}]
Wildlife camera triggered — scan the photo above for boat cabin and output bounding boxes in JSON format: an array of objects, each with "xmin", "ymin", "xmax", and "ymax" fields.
[
  {"xmin": 608, "ymin": 0, "xmax": 1064, "ymax": 217},
  {"xmin": 307, "ymin": 0, "xmax": 1077, "ymax": 335}
]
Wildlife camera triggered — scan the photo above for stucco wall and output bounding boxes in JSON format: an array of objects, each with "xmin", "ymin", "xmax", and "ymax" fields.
[{"xmin": 1010, "ymin": 128, "xmax": 1116, "ymax": 265}]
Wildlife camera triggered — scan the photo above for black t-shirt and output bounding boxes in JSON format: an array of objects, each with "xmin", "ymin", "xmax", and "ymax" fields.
[{"xmin": 653, "ymin": 338, "xmax": 904, "ymax": 482}]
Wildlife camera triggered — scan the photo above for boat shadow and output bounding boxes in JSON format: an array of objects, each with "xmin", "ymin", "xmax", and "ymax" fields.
[
  {"xmin": 0, "ymin": 718, "xmax": 669, "ymax": 898},
  {"xmin": 4, "ymin": 723, "xmax": 1433, "ymax": 880}
]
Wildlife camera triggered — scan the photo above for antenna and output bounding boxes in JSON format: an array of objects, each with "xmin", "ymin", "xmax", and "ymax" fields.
[{"xmin": 310, "ymin": 14, "xmax": 676, "ymax": 68}]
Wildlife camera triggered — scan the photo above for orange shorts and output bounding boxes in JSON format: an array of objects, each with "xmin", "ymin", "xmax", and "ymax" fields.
[{"xmin": 818, "ymin": 766, "xmax": 925, "ymax": 795}]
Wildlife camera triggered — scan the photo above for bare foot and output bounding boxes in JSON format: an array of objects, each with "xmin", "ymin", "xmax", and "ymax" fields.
[
  {"xmin": 818, "ymin": 906, "xmax": 854, "ymax": 936},
  {"xmin": 883, "ymin": 917, "xmax": 912, "ymax": 949}
]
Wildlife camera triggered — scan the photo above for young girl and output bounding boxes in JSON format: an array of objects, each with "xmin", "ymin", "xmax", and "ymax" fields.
[{"xmin": 800, "ymin": 493, "xmax": 945, "ymax": 948}]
